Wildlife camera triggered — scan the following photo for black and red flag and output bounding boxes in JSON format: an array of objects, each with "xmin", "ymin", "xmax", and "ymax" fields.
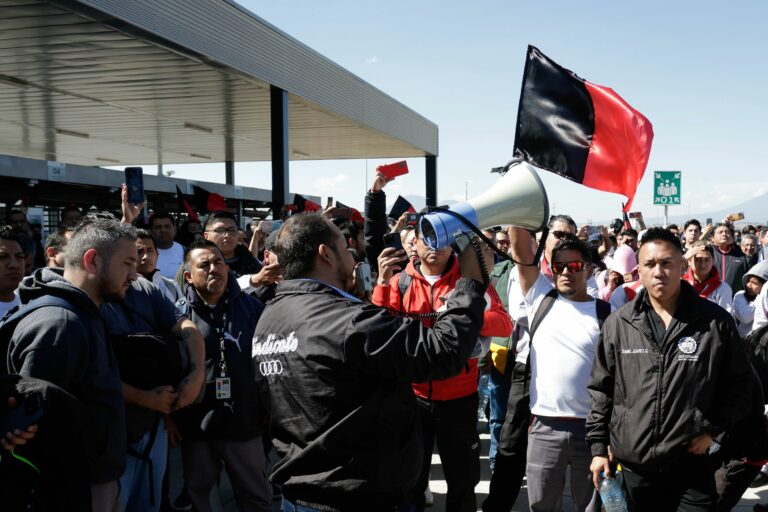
[
  {"xmin": 336, "ymin": 201, "xmax": 365, "ymax": 224},
  {"xmin": 514, "ymin": 46, "xmax": 654, "ymax": 211},
  {"xmin": 388, "ymin": 195, "xmax": 416, "ymax": 220},
  {"xmin": 175, "ymin": 186, "xmax": 200, "ymax": 223},
  {"xmin": 192, "ymin": 185, "xmax": 228, "ymax": 213},
  {"xmin": 292, "ymin": 193, "xmax": 322, "ymax": 213}
]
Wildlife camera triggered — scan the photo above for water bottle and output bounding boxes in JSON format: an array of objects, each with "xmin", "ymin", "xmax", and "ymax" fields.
[
  {"xmin": 599, "ymin": 470, "xmax": 627, "ymax": 512},
  {"xmin": 477, "ymin": 372, "xmax": 490, "ymax": 420}
]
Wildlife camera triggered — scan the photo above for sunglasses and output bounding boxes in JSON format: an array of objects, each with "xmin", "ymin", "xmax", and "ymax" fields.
[
  {"xmin": 552, "ymin": 260, "xmax": 586, "ymax": 274},
  {"xmin": 551, "ymin": 231, "xmax": 569, "ymax": 240}
]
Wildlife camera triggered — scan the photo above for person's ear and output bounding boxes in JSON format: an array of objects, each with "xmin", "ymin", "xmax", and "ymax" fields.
[
  {"xmin": 203, "ymin": 231, "xmax": 211, "ymax": 241},
  {"xmin": 183, "ymin": 270, "xmax": 192, "ymax": 284},
  {"xmin": 82, "ymin": 248, "xmax": 100, "ymax": 274},
  {"xmin": 45, "ymin": 247, "xmax": 57, "ymax": 261},
  {"xmin": 317, "ymin": 244, "xmax": 336, "ymax": 267}
]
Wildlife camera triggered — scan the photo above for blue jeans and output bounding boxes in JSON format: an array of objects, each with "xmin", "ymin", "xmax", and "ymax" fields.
[
  {"xmin": 281, "ymin": 497, "xmax": 323, "ymax": 512},
  {"xmin": 119, "ymin": 421, "xmax": 168, "ymax": 512},
  {"xmin": 488, "ymin": 365, "xmax": 512, "ymax": 471}
]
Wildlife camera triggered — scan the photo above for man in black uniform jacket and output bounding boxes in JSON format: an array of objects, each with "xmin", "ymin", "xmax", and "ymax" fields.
[
  {"xmin": 587, "ymin": 228, "xmax": 753, "ymax": 511},
  {"xmin": 252, "ymin": 212, "xmax": 487, "ymax": 512}
]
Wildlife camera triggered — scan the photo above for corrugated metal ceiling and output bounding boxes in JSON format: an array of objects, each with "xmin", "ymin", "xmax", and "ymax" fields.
[{"xmin": 0, "ymin": 0, "xmax": 437, "ymax": 168}]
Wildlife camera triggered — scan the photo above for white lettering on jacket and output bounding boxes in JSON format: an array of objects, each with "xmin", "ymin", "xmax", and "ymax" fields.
[
  {"xmin": 620, "ymin": 348, "xmax": 649, "ymax": 354},
  {"xmin": 252, "ymin": 332, "xmax": 299, "ymax": 357}
]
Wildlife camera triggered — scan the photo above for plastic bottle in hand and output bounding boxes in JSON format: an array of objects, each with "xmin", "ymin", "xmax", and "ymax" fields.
[
  {"xmin": 599, "ymin": 470, "xmax": 627, "ymax": 512},
  {"xmin": 477, "ymin": 372, "xmax": 490, "ymax": 421}
]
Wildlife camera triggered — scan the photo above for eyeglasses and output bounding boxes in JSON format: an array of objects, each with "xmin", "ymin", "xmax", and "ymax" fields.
[
  {"xmin": 551, "ymin": 260, "xmax": 586, "ymax": 274},
  {"xmin": 551, "ymin": 231, "xmax": 569, "ymax": 240},
  {"xmin": 208, "ymin": 227, "xmax": 238, "ymax": 236},
  {"xmin": 496, "ymin": 239, "xmax": 510, "ymax": 246}
]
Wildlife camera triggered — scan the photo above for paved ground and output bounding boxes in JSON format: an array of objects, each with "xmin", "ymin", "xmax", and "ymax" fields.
[{"xmin": 168, "ymin": 420, "xmax": 768, "ymax": 511}]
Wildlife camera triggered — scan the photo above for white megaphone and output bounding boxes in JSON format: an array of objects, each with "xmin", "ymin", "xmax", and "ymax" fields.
[{"xmin": 420, "ymin": 161, "xmax": 550, "ymax": 249}]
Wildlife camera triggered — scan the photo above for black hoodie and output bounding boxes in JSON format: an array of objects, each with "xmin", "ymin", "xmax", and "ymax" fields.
[{"xmin": 6, "ymin": 268, "xmax": 126, "ymax": 484}]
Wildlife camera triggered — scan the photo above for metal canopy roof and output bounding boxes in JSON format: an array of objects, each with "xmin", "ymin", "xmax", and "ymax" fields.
[{"xmin": 0, "ymin": 0, "xmax": 439, "ymax": 168}]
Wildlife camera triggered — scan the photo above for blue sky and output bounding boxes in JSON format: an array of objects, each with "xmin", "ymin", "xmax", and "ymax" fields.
[{"xmin": 151, "ymin": 0, "xmax": 768, "ymax": 223}]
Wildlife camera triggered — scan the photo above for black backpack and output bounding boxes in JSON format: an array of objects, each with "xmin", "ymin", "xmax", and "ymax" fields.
[
  {"xmin": 745, "ymin": 322, "xmax": 768, "ymax": 400},
  {"xmin": 0, "ymin": 296, "xmax": 76, "ymax": 376}
]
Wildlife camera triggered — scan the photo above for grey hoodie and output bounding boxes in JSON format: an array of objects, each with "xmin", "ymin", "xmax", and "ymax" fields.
[
  {"xmin": 743, "ymin": 260, "xmax": 768, "ymax": 290},
  {"xmin": 7, "ymin": 268, "xmax": 126, "ymax": 484}
]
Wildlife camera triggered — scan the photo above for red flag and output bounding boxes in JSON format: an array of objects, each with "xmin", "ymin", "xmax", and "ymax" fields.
[
  {"xmin": 388, "ymin": 195, "xmax": 416, "ymax": 220},
  {"xmin": 336, "ymin": 201, "xmax": 365, "ymax": 224},
  {"xmin": 293, "ymin": 194, "xmax": 322, "ymax": 213},
  {"xmin": 514, "ymin": 46, "xmax": 654, "ymax": 212},
  {"xmin": 176, "ymin": 186, "xmax": 200, "ymax": 223},
  {"xmin": 192, "ymin": 185, "xmax": 227, "ymax": 213}
]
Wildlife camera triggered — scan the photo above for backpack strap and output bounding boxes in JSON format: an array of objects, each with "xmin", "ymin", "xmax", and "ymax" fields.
[
  {"xmin": 1, "ymin": 296, "xmax": 78, "ymax": 375},
  {"xmin": 595, "ymin": 298, "xmax": 611, "ymax": 329},
  {"xmin": 528, "ymin": 289, "xmax": 558, "ymax": 342},
  {"xmin": 397, "ymin": 271, "xmax": 413, "ymax": 311}
]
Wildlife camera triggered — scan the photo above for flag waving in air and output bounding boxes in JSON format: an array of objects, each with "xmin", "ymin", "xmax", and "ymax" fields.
[{"xmin": 514, "ymin": 46, "xmax": 654, "ymax": 212}]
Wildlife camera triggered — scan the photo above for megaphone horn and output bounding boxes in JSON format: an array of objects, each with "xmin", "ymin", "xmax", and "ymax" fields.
[{"xmin": 420, "ymin": 161, "xmax": 550, "ymax": 249}]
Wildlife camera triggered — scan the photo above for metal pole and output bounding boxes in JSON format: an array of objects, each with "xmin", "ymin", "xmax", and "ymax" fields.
[
  {"xmin": 225, "ymin": 161, "xmax": 235, "ymax": 185},
  {"xmin": 270, "ymin": 86, "xmax": 289, "ymax": 215},
  {"xmin": 425, "ymin": 155, "xmax": 437, "ymax": 207},
  {"xmin": 664, "ymin": 205, "xmax": 668, "ymax": 227}
]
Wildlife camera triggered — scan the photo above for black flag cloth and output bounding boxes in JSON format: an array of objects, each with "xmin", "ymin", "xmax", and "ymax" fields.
[{"xmin": 514, "ymin": 46, "xmax": 654, "ymax": 211}]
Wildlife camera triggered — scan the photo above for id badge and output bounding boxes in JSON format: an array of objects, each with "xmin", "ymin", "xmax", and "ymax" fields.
[{"xmin": 215, "ymin": 377, "xmax": 231, "ymax": 400}]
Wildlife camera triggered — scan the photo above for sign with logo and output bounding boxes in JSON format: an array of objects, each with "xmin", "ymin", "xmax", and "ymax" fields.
[
  {"xmin": 653, "ymin": 171, "xmax": 681, "ymax": 205},
  {"xmin": 47, "ymin": 161, "xmax": 67, "ymax": 181}
]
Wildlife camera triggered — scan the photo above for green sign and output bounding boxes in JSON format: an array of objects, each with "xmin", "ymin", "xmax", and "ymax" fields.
[{"xmin": 653, "ymin": 171, "xmax": 681, "ymax": 205}]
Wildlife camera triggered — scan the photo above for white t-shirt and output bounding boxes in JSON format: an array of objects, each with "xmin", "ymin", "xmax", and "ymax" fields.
[
  {"xmin": 525, "ymin": 274, "xmax": 606, "ymax": 418},
  {"xmin": 422, "ymin": 273, "xmax": 441, "ymax": 286},
  {"xmin": 609, "ymin": 282, "xmax": 645, "ymax": 310},
  {"xmin": 156, "ymin": 242, "xmax": 185, "ymax": 279},
  {"xmin": 0, "ymin": 292, "xmax": 21, "ymax": 320},
  {"xmin": 507, "ymin": 266, "xmax": 599, "ymax": 364},
  {"xmin": 705, "ymin": 281, "xmax": 734, "ymax": 315}
]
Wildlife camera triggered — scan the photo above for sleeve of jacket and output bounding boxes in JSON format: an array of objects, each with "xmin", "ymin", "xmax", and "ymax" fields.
[
  {"xmin": 371, "ymin": 272, "xmax": 402, "ymax": 311},
  {"xmin": 694, "ymin": 314, "xmax": 753, "ymax": 437},
  {"xmin": 586, "ymin": 319, "xmax": 617, "ymax": 457},
  {"xmin": 479, "ymin": 286, "xmax": 513, "ymax": 338},
  {"xmin": 345, "ymin": 278, "xmax": 486, "ymax": 383},
  {"xmin": 732, "ymin": 292, "xmax": 755, "ymax": 324},
  {"xmin": 364, "ymin": 189, "xmax": 388, "ymax": 269}
]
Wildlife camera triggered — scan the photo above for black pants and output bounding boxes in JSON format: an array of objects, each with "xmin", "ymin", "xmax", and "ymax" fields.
[
  {"xmin": 409, "ymin": 392, "xmax": 480, "ymax": 512},
  {"xmin": 622, "ymin": 453, "xmax": 716, "ymax": 512},
  {"xmin": 482, "ymin": 362, "xmax": 529, "ymax": 512}
]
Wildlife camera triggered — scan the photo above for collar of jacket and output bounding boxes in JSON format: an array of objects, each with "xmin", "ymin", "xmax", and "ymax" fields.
[
  {"xmin": 623, "ymin": 281, "xmax": 708, "ymax": 344},
  {"xmin": 491, "ymin": 259, "xmax": 514, "ymax": 278},
  {"xmin": 274, "ymin": 278, "xmax": 355, "ymax": 299}
]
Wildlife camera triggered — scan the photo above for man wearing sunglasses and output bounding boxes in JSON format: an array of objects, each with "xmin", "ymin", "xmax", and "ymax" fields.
[
  {"xmin": 500, "ymin": 225, "xmax": 609, "ymax": 511},
  {"xmin": 484, "ymin": 215, "xmax": 600, "ymax": 512}
]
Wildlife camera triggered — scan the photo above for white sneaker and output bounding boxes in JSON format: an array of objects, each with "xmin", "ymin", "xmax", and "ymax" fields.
[{"xmin": 424, "ymin": 486, "xmax": 434, "ymax": 506}]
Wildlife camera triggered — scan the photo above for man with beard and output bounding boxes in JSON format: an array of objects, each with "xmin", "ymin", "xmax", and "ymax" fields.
[
  {"xmin": 5, "ymin": 217, "xmax": 137, "ymax": 511},
  {"xmin": 253, "ymin": 213, "xmax": 486, "ymax": 511}
]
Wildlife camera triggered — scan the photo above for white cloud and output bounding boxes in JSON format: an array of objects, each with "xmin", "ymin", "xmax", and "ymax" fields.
[
  {"xmin": 365, "ymin": 56, "xmax": 379, "ymax": 64},
  {"xmin": 313, "ymin": 173, "xmax": 350, "ymax": 194}
]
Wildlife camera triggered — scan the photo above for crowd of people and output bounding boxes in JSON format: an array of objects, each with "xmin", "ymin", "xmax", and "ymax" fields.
[{"xmin": 1, "ymin": 171, "xmax": 768, "ymax": 512}]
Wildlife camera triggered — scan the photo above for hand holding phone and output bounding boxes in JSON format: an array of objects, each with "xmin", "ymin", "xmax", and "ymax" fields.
[
  {"xmin": 124, "ymin": 167, "xmax": 144, "ymax": 205},
  {"xmin": 377, "ymin": 161, "xmax": 409, "ymax": 181}
]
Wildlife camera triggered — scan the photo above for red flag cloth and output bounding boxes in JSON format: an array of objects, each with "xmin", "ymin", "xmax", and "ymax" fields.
[
  {"xmin": 176, "ymin": 186, "xmax": 200, "ymax": 223},
  {"xmin": 293, "ymin": 194, "xmax": 322, "ymax": 213},
  {"xmin": 388, "ymin": 195, "xmax": 416, "ymax": 220},
  {"xmin": 336, "ymin": 201, "xmax": 365, "ymax": 224},
  {"xmin": 192, "ymin": 185, "xmax": 227, "ymax": 213},
  {"xmin": 514, "ymin": 45, "xmax": 654, "ymax": 212}
]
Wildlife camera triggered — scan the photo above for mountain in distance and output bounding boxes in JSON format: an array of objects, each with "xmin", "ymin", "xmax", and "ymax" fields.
[{"xmin": 640, "ymin": 192, "xmax": 768, "ymax": 227}]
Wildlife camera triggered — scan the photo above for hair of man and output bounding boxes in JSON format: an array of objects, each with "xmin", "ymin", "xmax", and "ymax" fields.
[
  {"xmin": 274, "ymin": 212, "xmax": 339, "ymax": 280},
  {"xmin": 204, "ymin": 210, "xmax": 237, "ymax": 231},
  {"xmin": 640, "ymin": 227, "xmax": 684, "ymax": 253},
  {"xmin": 551, "ymin": 233, "xmax": 592, "ymax": 265},
  {"xmin": 183, "ymin": 238, "xmax": 223, "ymax": 272},
  {"xmin": 548, "ymin": 214, "xmax": 577, "ymax": 231},
  {"xmin": 64, "ymin": 217, "xmax": 137, "ymax": 270}
]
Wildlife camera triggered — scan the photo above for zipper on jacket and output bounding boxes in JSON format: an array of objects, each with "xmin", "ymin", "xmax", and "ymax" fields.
[
  {"xmin": 652, "ymin": 345, "xmax": 664, "ymax": 459},
  {"xmin": 428, "ymin": 283, "xmax": 436, "ymax": 401}
]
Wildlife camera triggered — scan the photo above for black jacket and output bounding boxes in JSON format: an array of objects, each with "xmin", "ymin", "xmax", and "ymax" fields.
[
  {"xmin": 6, "ymin": 268, "xmax": 126, "ymax": 483},
  {"xmin": 364, "ymin": 189, "xmax": 388, "ymax": 271},
  {"xmin": 586, "ymin": 282, "xmax": 753, "ymax": 471},
  {"xmin": 174, "ymin": 272, "xmax": 266, "ymax": 441},
  {"xmin": 226, "ymin": 244, "xmax": 262, "ymax": 278},
  {"xmin": 253, "ymin": 278, "xmax": 486, "ymax": 511},
  {"xmin": 713, "ymin": 244, "xmax": 747, "ymax": 293}
]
